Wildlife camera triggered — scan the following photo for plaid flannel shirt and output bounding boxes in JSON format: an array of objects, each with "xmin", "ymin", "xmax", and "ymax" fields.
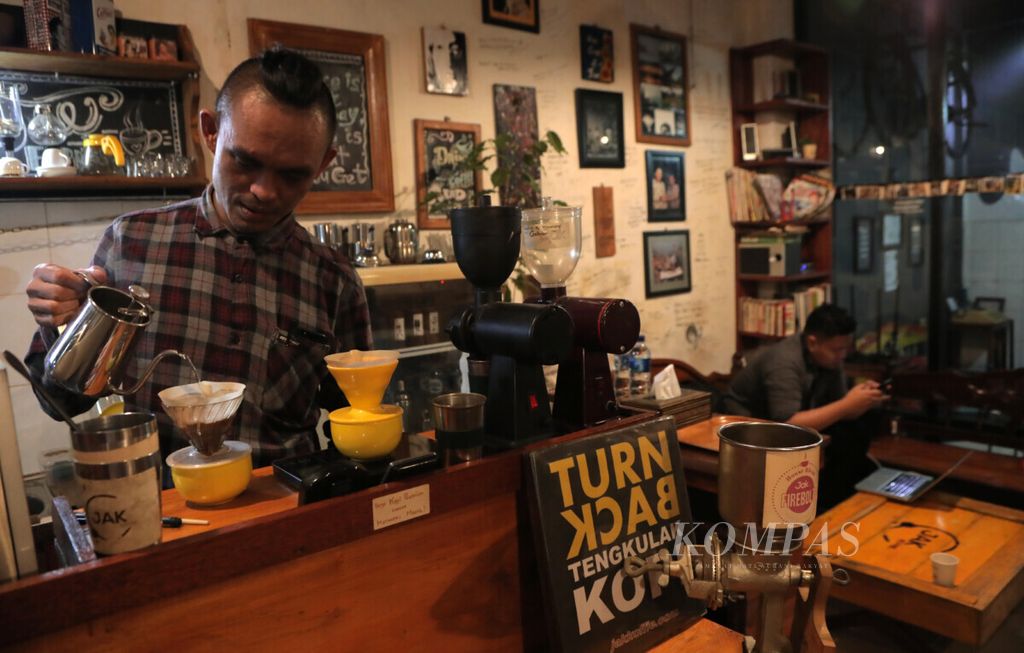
[{"xmin": 28, "ymin": 189, "xmax": 372, "ymax": 468}]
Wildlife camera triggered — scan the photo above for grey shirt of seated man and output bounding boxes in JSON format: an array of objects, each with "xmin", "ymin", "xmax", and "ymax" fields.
[{"xmin": 721, "ymin": 334, "xmax": 848, "ymax": 421}]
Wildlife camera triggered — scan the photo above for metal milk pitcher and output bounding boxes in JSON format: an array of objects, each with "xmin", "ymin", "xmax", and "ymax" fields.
[
  {"xmin": 383, "ymin": 219, "xmax": 419, "ymax": 264},
  {"xmin": 43, "ymin": 282, "xmax": 191, "ymax": 397}
]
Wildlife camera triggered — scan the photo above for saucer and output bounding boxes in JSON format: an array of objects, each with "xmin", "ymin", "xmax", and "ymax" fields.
[{"xmin": 36, "ymin": 165, "xmax": 77, "ymax": 178}]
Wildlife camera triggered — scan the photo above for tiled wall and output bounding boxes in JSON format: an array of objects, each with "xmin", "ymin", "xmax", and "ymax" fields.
[
  {"xmin": 961, "ymin": 191, "xmax": 1024, "ymax": 369},
  {"xmin": 0, "ymin": 198, "xmax": 172, "ymax": 475}
]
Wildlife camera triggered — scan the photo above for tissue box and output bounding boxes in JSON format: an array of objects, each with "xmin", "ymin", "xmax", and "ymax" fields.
[
  {"xmin": 70, "ymin": 0, "xmax": 116, "ymax": 54},
  {"xmin": 619, "ymin": 388, "xmax": 712, "ymax": 427}
]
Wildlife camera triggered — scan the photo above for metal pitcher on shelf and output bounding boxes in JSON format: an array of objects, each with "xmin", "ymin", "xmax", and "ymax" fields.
[
  {"xmin": 383, "ymin": 219, "xmax": 419, "ymax": 265},
  {"xmin": 43, "ymin": 277, "xmax": 195, "ymax": 397}
]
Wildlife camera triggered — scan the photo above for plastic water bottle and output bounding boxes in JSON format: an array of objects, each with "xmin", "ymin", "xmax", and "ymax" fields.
[
  {"xmin": 613, "ymin": 352, "xmax": 633, "ymax": 399},
  {"xmin": 630, "ymin": 335, "xmax": 652, "ymax": 398}
]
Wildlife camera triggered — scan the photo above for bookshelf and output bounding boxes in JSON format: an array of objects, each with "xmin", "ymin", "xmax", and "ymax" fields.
[{"xmin": 729, "ymin": 39, "xmax": 833, "ymax": 354}]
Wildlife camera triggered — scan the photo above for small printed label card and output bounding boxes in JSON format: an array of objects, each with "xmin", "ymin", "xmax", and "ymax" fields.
[{"xmin": 372, "ymin": 484, "xmax": 431, "ymax": 531}]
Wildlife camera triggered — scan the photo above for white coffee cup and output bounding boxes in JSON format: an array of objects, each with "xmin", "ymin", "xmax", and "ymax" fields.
[
  {"xmin": 930, "ymin": 551, "xmax": 959, "ymax": 587},
  {"xmin": 0, "ymin": 156, "xmax": 26, "ymax": 177},
  {"xmin": 41, "ymin": 147, "xmax": 72, "ymax": 169}
]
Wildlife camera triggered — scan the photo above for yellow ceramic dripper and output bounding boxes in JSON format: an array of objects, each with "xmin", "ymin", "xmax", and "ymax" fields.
[
  {"xmin": 324, "ymin": 350, "xmax": 403, "ymax": 459},
  {"xmin": 324, "ymin": 349, "xmax": 400, "ymax": 409}
]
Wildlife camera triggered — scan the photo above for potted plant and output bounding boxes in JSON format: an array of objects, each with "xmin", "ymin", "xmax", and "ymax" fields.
[
  {"xmin": 799, "ymin": 137, "xmax": 818, "ymax": 160},
  {"xmin": 424, "ymin": 130, "xmax": 567, "ymax": 301},
  {"xmin": 424, "ymin": 130, "xmax": 567, "ymax": 213}
]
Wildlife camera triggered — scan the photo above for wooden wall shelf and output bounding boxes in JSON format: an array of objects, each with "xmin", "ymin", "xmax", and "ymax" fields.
[
  {"xmin": 0, "ymin": 25, "xmax": 207, "ymax": 197},
  {"xmin": 0, "ymin": 174, "xmax": 206, "ymax": 194},
  {"xmin": 730, "ymin": 39, "xmax": 833, "ymax": 353},
  {"xmin": 737, "ymin": 270, "xmax": 832, "ymax": 283},
  {"xmin": 0, "ymin": 46, "xmax": 198, "ymax": 81},
  {"xmin": 740, "ymin": 158, "xmax": 830, "ymax": 170}
]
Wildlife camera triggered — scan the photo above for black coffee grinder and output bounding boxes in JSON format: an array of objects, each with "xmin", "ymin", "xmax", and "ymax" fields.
[
  {"xmin": 518, "ymin": 199, "xmax": 641, "ymax": 430},
  {"xmin": 447, "ymin": 198, "xmax": 575, "ymax": 446}
]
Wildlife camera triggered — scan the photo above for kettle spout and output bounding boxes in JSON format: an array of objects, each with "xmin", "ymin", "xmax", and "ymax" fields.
[{"xmin": 109, "ymin": 349, "xmax": 200, "ymax": 395}]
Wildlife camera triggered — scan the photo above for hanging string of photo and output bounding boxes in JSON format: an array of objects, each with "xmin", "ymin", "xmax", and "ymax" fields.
[{"xmin": 838, "ymin": 172, "xmax": 1024, "ymax": 201}]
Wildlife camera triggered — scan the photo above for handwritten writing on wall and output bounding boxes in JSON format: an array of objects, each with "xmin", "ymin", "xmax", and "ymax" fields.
[{"xmin": 300, "ymin": 49, "xmax": 372, "ymax": 192}]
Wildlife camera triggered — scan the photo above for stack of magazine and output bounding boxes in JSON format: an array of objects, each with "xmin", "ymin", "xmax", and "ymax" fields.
[{"xmin": 619, "ymin": 388, "xmax": 712, "ymax": 428}]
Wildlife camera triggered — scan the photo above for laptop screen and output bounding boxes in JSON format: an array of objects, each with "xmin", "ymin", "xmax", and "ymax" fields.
[{"xmin": 882, "ymin": 472, "xmax": 932, "ymax": 499}]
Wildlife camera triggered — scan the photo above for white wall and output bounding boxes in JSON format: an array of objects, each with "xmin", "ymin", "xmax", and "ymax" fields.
[{"xmin": 0, "ymin": 0, "xmax": 792, "ymax": 473}]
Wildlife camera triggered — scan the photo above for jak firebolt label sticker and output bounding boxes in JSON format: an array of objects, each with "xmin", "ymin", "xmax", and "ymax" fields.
[{"xmin": 762, "ymin": 449, "xmax": 819, "ymax": 528}]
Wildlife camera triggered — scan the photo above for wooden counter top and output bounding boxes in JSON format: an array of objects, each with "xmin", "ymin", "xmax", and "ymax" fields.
[
  {"xmin": 4, "ymin": 414, "xmax": 683, "ymax": 651},
  {"xmin": 160, "ymin": 467, "xmax": 296, "ymax": 543}
]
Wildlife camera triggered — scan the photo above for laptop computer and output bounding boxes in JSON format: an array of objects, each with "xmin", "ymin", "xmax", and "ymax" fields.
[{"xmin": 855, "ymin": 450, "xmax": 974, "ymax": 503}]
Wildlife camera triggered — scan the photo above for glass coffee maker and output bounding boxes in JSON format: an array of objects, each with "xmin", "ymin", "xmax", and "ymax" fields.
[
  {"xmin": 520, "ymin": 197, "xmax": 582, "ymax": 300},
  {"xmin": 519, "ymin": 198, "xmax": 640, "ymax": 430}
]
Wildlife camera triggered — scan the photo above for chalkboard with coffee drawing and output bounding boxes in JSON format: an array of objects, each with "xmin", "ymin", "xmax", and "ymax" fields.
[
  {"xmin": 0, "ymin": 70, "xmax": 186, "ymax": 172},
  {"xmin": 414, "ymin": 119, "xmax": 482, "ymax": 230},
  {"xmin": 248, "ymin": 19, "xmax": 395, "ymax": 214}
]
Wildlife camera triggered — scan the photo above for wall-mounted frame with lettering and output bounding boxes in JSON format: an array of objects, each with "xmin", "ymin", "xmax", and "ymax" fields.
[
  {"xmin": 248, "ymin": 19, "xmax": 395, "ymax": 214},
  {"xmin": 414, "ymin": 119, "xmax": 482, "ymax": 230}
]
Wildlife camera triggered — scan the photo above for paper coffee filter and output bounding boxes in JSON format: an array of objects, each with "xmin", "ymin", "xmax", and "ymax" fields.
[
  {"xmin": 324, "ymin": 349, "xmax": 399, "ymax": 369},
  {"xmin": 158, "ymin": 382, "xmax": 245, "ymax": 408}
]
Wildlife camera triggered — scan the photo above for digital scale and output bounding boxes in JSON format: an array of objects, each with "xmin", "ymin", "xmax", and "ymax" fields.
[{"xmin": 272, "ymin": 434, "xmax": 438, "ymax": 504}]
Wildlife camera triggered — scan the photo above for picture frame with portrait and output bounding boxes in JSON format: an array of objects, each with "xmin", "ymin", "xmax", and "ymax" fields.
[
  {"xmin": 630, "ymin": 24, "xmax": 690, "ymax": 146},
  {"xmin": 422, "ymin": 27, "xmax": 468, "ymax": 96},
  {"xmin": 248, "ymin": 19, "xmax": 395, "ymax": 214},
  {"xmin": 482, "ymin": 0, "xmax": 539, "ymax": 33},
  {"xmin": 575, "ymin": 89, "xmax": 624, "ymax": 168},
  {"xmin": 414, "ymin": 119, "xmax": 483, "ymax": 230},
  {"xmin": 645, "ymin": 150, "xmax": 685, "ymax": 221},
  {"xmin": 643, "ymin": 230, "xmax": 692, "ymax": 298}
]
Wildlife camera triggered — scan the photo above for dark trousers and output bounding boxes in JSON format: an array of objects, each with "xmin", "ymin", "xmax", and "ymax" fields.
[{"xmin": 817, "ymin": 412, "xmax": 882, "ymax": 512}]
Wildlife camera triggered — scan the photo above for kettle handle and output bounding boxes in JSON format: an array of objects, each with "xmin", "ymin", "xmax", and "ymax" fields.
[{"xmin": 100, "ymin": 136, "xmax": 126, "ymax": 167}]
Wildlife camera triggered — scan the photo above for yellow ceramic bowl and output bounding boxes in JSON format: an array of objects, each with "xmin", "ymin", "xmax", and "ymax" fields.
[
  {"xmin": 324, "ymin": 350, "xmax": 399, "ymax": 410},
  {"xmin": 329, "ymin": 405, "xmax": 403, "ymax": 460},
  {"xmin": 167, "ymin": 440, "xmax": 252, "ymax": 505}
]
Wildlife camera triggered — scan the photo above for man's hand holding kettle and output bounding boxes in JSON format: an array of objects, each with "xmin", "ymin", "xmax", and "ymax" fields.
[{"xmin": 26, "ymin": 264, "xmax": 108, "ymax": 329}]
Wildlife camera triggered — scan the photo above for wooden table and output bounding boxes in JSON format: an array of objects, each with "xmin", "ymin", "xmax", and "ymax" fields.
[
  {"xmin": 809, "ymin": 491, "xmax": 1024, "ymax": 646},
  {"xmin": 675, "ymin": 415, "xmax": 769, "ymax": 493},
  {"xmin": 870, "ymin": 435, "xmax": 1024, "ymax": 499},
  {"xmin": 651, "ymin": 619, "xmax": 744, "ymax": 651}
]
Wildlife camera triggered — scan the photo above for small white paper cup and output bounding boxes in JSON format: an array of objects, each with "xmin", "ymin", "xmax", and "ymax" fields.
[{"xmin": 930, "ymin": 552, "xmax": 959, "ymax": 587}]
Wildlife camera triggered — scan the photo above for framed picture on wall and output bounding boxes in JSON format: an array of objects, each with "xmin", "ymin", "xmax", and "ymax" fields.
[
  {"xmin": 580, "ymin": 25, "xmax": 613, "ymax": 83},
  {"xmin": 575, "ymin": 89, "xmax": 624, "ymax": 168},
  {"xmin": 248, "ymin": 19, "xmax": 395, "ymax": 214},
  {"xmin": 643, "ymin": 230, "xmax": 692, "ymax": 298},
  {"xmin": 854, "ymin": 216, "xmax": 874, "ymax": 273},
  {"xmin": 414, "ymin": 119, "xmax": 483, "ymax": 230},
  {"xmin": 630, "ymin": 24, "xmax": 690, "ymax": 146},
  {"xmin": 645, "ymin": 150, "xmax": 685, "ymax": 221},
  {"xmin": 482, "ymin": 0, "xmax": 539, "ymax": 33},
  {"xmin": 422, "ymin": 27, "xmax": 468, "ymax": 96}
]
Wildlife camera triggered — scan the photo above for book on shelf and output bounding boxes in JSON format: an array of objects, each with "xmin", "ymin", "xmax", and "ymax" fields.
[
  {"xmin": 738, "ymin": 283, "xmax": 831, "ymax": 337},
  {"xmin": 726, "ymin": 167, "xmax": 835, "ymax": 224}
]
